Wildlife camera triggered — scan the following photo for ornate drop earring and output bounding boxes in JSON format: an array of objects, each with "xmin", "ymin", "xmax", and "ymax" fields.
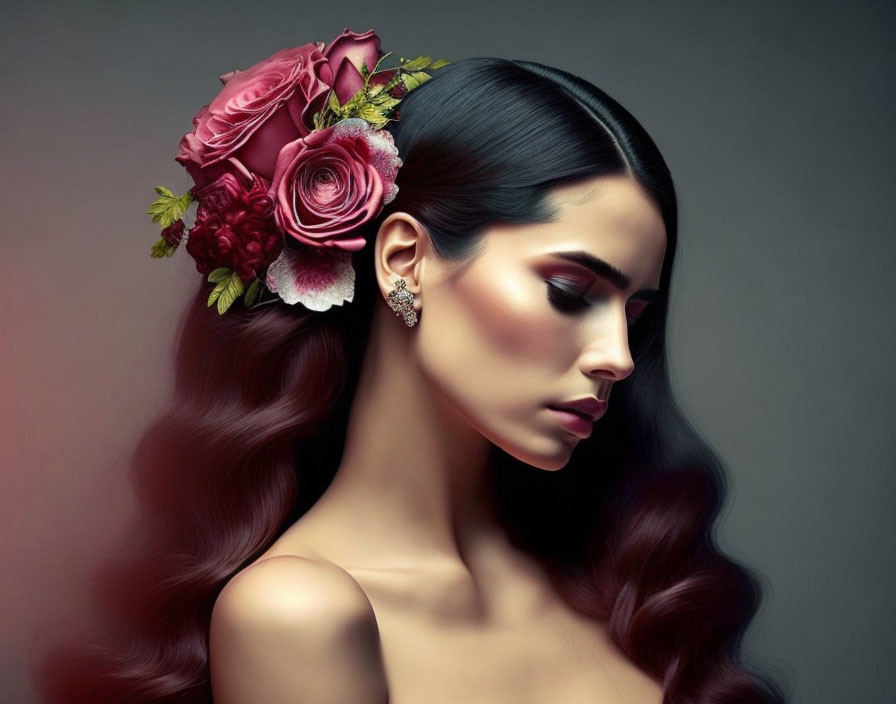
[{"xmin": 387, "ymin": 278, "xmax": 418, "ymax": 327}]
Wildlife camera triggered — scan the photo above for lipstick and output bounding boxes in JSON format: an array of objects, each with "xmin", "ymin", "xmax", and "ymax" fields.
[{"xmin": 547, "ymin": 406, "xmax": 594, "ymax": 438}]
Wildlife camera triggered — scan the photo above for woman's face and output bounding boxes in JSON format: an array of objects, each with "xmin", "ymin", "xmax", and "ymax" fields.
[{"xmin": 414, "ymin": 174, "xmax": 667, "ymax": 470}]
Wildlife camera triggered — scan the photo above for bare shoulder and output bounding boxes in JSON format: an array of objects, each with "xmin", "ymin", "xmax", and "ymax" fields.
[{"xmin": 210, "ymin": 554, "xmax": 389, "ymax": 704}]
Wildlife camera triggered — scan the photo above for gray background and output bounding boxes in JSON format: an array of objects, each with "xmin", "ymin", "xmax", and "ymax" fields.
[{"xmin": 1, "ymin": 1, "xmax": 893, "ymax": 702}]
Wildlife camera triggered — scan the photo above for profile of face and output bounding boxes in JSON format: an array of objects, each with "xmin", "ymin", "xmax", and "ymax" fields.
[{"xmin": 378, "ymin": 174, "xmax": 667, "ymax": 471}]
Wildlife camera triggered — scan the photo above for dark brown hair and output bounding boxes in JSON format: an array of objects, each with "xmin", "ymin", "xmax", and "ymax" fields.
[{"xmin": 29, "ymin": 57, "xmax": 790, "ymax": 703}]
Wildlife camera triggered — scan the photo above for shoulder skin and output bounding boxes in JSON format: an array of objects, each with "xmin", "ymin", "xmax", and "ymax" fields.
[{"xmin": 209, "ymin": 554, "xmax": 389, "ymax": 704}]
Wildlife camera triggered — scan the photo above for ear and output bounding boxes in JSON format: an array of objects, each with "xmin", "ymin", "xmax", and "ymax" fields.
[{"xmin": 373, "ymin": 212, "xmax": 429, "ymax": 312}]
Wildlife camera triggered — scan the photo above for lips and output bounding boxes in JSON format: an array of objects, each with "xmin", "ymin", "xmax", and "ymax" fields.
[
  {"xmin": 552, "ymin": 406, "xmax": 594, "ymax": 421},
  {"xmin": 548, "ymin": 397, "xmax": 608, "ymax": 422},
  {"xmin": 547, "ymin": 406, "xmax": 594, "ymax": 438}
]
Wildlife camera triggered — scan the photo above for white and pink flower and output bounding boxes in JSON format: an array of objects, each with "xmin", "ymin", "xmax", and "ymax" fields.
[{"xmin": 265, "ymin": 245, "xmax": 356, "ymax": 312}]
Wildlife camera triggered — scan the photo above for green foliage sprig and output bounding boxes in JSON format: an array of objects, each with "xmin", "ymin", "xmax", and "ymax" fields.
[
  {"xmin": 148, "ymin": 186, "xmax": 194, "ymax": 258},
  {"xmin": 150, "ymin": 236, "xmax": 178, "ymax": 259},
  {"xmin": 147, "ymin": 186, "xmax": 193, "ymax": 228},
  {"xmin": 206, "ymin": 267, "xmax": 243, "ymax": 314},
  {"xmin": 204, "ymin": 268, "xmax": 270, "ymax": 314},
  {"xmin": 312, "ymin": 54, "xmax": 450, "ymax": 130}
]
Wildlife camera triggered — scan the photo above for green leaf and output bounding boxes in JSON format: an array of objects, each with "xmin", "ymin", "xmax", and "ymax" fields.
[
  {"xmin": 207, "ymin": 278, "xmax": 228, "ymax": 308},
  {"xmin": 328, "ymin": 90, "xmax": 341, "ymax": 115},
  {"xmin": 341, "ymin": 87, "xmax": 368, "ymax": 116},
  {"xmin": 206, "ymin": 269, "xmax": 239, "ymax": 312},
  {"xmin": 150, "ymin": 237, "xmax": 177, "ymax": 258},
  {"xmin": 430, "ymin": 58, "xmax": 450, "ymax": 69},
  {"xmin": 244, "ymin": 278, "xmax": 261, "ymax": 307},
  {"xmin": 359, "ymin": 63, "xmax": 370, "ymax": 79},
  {"xmin": 207, "ymin": 267, "xmax": 231, "ymax": 284},
  {"xmin": 147, "ymin": 187, "xmax": 194, "ymax": 227},
  {"xmin": 368, "ymin": 91, "xmax": 401, "ymax": 109},
  {"xmin": 401, "ymin": 56, "xmax": 431, "ymax": 71},
  {"xmin": 216, "ymin": 272, "xmax": 245, "ymax": 314},
  {"xmin": 400, "ymin": 70, "xmax": 432, "ymax": 92},
  {"xmin": 357, "ymin": 104, "xmax": 390, "ymax": 128}
]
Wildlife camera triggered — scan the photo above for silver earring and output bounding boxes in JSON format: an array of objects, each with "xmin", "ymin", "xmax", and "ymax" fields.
[{"xmin": 387, "ymin": 278, "xmax": 418, "ymax": 327}]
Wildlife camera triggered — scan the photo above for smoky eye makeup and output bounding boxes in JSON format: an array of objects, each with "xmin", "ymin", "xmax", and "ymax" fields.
[
  {"xmin": 536, "ymin": 253, "xmax": 660, "ymax": 320},
  {"xmin": 545, "ymin": 277, "xmax": 657, "ymax": 323},
  {"xmin": 544, "ymin": 278, "xmax": 590, "ymax": 311}
]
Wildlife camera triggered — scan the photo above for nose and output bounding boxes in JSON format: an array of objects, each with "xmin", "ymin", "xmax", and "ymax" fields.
[{"xmin": 577, "ymin": 308, "xmax": 635, "ymax": 383}]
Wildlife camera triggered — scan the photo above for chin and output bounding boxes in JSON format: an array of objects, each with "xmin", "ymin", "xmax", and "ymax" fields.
[
  {"xmin": 527, "ymin": 451, "xmax": 574, "ymax": 472},
  {"xmin": 463, "ymin": 405, "xmax": 576, "ymax": 472},
  {"xmin": 490, "ymin": 434, "xmax": 576, "ymax": 472}
]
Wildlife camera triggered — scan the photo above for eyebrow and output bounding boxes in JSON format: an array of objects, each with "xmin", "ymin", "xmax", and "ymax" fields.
[{"xmin": 551, "ymin": 251, "xmax": 660, "ymax": 300}]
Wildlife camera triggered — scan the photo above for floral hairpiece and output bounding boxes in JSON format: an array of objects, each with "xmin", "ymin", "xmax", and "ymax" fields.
[{"xmin": 147, "ymin": 28, "xmax": 448, "ymax": 314}]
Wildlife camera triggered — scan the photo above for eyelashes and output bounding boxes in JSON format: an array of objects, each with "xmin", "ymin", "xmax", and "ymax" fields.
[
  {"xmin": 544, "ymin": 280, "xmax": 650, "ymax": 326},
  {"xmin": 545, "ymin": 280, "xmax": 588, "ymax": 312}
]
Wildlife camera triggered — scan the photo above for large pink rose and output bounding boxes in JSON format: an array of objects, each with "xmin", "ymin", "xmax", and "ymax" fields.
[
  {"xmin": 175, "ymin": 105, "xmax": 241, "ymax": 189},
  {"xmin": 175, "ymin": 29, "xmax": 394, "ymax": 189},
  {"xmin": 175, "ymin": 43, "xmax": 332, "ymax": 185},
  {"xmin": 267, "ymin": 118, "xmax": 401, "ymax": 252}
]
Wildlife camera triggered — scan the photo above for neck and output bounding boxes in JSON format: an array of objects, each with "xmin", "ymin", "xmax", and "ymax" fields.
[{"xmin": 299, "ymin": 299, "xmax": 507, "ymax": 572}]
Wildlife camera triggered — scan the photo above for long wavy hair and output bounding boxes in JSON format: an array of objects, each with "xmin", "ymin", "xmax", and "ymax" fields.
[{"xmin": 29, "ymin": 57, "xmax": 790, "ymax": 703}]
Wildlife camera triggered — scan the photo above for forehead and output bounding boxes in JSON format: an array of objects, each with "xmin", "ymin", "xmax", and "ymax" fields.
[{"xmin": 479, "ymin": 175, "xmax": 667, "ymax": 289}]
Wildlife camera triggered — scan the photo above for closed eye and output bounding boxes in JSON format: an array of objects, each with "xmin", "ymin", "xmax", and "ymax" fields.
[
  {"xmin": 545, "ymin": 280, "xmax": 588, "ymax": 312},
  {"xmin": 545, "ymin": 280, "xmax": 653, "ymax": 325}
]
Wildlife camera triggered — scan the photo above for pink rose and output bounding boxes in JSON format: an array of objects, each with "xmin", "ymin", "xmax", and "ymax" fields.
[
  {"xmin": 175, "ymin": 106, "xmax": 241, "ymax": 189},
  {"xmin": 267, "ymin": 118, "xmax": 401, "ymax": 252},
  {"xmin": 176, "ymin": 43, "xmax": 332, "ymax": 183},
  {"xmin": 322, "ymin": 27, "xmax": 396, "ymax": 104},
  {"xmin": 174, "ymin": 29, "xmax": 394, "ymax": 189}
]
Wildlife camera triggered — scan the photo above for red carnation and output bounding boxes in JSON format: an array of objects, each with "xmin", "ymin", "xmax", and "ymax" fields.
[
  {"xmin": 161, "ymin": 219, "xmax": 185, "ymax": 247},
  {"xmin": 186, "ymin": 172, "xmax": 283, "ymax": 282}
]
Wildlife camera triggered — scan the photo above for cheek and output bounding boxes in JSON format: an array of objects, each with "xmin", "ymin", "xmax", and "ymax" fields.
[
  {"xmin": 462, "ymin": 272, "xmax": 557, "ymax": 363},
  {"xmin": 416, "ymin": 267, "xmax": 563, "ymax": 416}
]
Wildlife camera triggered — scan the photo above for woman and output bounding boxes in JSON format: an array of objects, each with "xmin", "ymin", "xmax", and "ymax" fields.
[{"xmin": 31, "ymin": 30, "xmax": 789, "ymax": 704}]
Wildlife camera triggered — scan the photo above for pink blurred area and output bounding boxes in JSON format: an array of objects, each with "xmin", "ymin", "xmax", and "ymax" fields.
[{"xmin": 0, "ymin": 65, "xmax": 199, "ymax": 700}]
